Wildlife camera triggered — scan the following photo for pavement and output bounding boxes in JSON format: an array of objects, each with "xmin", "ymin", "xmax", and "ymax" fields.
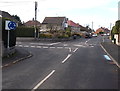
[
  {"xmin": 101, "ymin": 41, "xmax": 120, "ymax": 68},
  {"xmin": 2, "ymin": 47, "xmax": 32, "ymax": 68}
]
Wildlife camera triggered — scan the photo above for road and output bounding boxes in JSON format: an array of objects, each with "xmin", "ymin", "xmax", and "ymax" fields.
[{"xmin": 2, "ymin": 35, "xmax": 118, "ymax": 90}]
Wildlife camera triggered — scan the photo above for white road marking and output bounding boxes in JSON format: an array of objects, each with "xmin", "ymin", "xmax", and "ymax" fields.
[
  {"xmin": 101, "ymin": 44, "xmax": 120, "ymax": 68},
  {"xmin": 31, "ymin": 46, "xmax": 35, "ymax": 48},
  {"xmin": 85, "ymin": 39, "xmax": 90, "ymax": 44},
  {"xmin": 104, "ymin": 55, "xmax": 111, "ymax": 61},
  {"xmin": 36, "ymin": 46, "xmax": 41, "ymax": 48},
  {"xmin": 24, "ymin": 45, "xmax": 29, "ymax": 47},
  {"xmin": 18, "ymin": 45, "xmax": 23, "ymax": 47},
  {"xmin": 62, "ymin": 54, "xmax": 72, "ymax": 64},
  {"xmin": 49, "ymin": 42, "xmax": 61, "ymax": 45},
  {"xmin": 73, "ymin": 48, "xmax": 78, "ymax": 52},
  {"xmin": 32, "ymin": 70, "xmax": 55, "ymax": 91},
  {"xmin": 50, "ymin": 47, "xmax": 55, "ymax": 49},
  {"xmin": 65, "ymin": 47, "xmax": 69, "ymax": 49},
  {"xmin": 63, "ymin": 44, "xmax": 68, "ymax": 46},
  {"xmin": 43, "ymin": 46, "xmax": 48, "ymax": 48},
  {"xmin": 69, "ymin": 48, "xmax": 72, "ymax": 52},
  {"xmin": 30, "ymin": 42, "xmax": 61, "ymax": 46},
  {"xmin": 74, "ymin": 45, "xmax": 86, "ymax": 47},
  {"xmin": 57, "ymin": 47, "xmax": 63, "ymax": 49}
]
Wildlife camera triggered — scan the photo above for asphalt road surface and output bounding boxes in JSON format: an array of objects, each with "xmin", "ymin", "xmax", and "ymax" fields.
[{"xmin": 2, "ymin": 35, "xmax": 118, "ymax": 90}]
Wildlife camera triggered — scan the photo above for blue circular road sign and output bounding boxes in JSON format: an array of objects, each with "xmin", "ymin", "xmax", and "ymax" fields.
[{"xmin": 8, "ymin": 21, "xmax": 16, "ymax": 30}]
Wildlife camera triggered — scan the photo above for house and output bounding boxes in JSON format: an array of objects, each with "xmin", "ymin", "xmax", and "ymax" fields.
[
  {"xmin": 40, "ymin": 17, "xmax": 68, "ymax": 32},
  {"xmin": 1, "ymin": 11, "xmax": 14, "ymax": 20},
  {"xmin": 95, "ymin": 27, "xmax": 110, "ymax": 34},
  {"xmin": 24, "ymin": 20, "xmax": 41, "ymax": 27},
  {"xmin": 67, "ymin": 20, "xmax": 80, "ymax": 35},
  {"xmin": 1, "ymin": 11, "xmax": 21, "ymax": 25}
]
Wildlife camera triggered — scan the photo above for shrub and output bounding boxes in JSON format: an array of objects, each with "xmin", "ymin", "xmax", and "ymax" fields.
[
  {"xmin": 39, "ymin": 33, "xmax": 53, "ymax": 38},
  {"xmin": 16, "ymin": 26, "xmax": 35, "ymax": 37}
]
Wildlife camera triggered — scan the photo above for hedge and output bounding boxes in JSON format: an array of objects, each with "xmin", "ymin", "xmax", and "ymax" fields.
[{"xmin": 16, "ymin": 27, "xmax": 35, "ymax": 37}]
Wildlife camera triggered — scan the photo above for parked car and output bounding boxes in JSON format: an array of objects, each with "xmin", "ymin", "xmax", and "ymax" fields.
[
  {"xmin": 85, "ymin": 34, "xmax": 92, "ymax": 38},
  {"xmin": 107, "ymin": 33, "xmax": 110, "ymax": 36},
  {"xmin": 92, "ymin": 34, "xmax": 97, "ymax": 37}
]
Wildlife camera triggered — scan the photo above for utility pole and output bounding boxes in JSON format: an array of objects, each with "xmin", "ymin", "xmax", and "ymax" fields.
[
  {"xmin": 110, "ymin": 23, "xmax": 112, "ymax": 30},
  {"xmin": 34, "ymin": 1, "xmax": 37, "ymax": 39},
  {"xmin": 92, "ymin": 21, "xmax": 93, "ymax": 30}
]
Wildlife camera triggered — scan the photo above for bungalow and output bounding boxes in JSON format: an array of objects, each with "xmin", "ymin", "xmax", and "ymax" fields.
[{"xmin": 40, "ymin": 17, "xmax": 68, "ymax": 32}]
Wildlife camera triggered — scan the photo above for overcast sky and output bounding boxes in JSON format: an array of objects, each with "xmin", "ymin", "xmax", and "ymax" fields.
[{"xmin": 0, "ymin": 0, "xmax": 119, "ymax": 30}]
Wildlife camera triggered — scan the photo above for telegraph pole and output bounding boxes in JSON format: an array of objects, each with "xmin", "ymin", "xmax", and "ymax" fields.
[
  {"xmin": 92, "ymin": 21, "xmax": 93, "ymax": 30},
  {"xmin": 34, "ymin": 1, "xmax": 37, "ymax": 39},
  {"xmin": 110, "ymin": 23, "xmax": 112, "ymax": 30}
]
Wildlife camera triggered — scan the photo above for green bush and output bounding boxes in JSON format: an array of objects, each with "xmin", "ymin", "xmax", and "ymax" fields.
[
  {"xmin": 115, "ymin": 20, "xmax": 120, "ymax": 33},
  {"xmin": 39, "ymin": 33, "xmax": 53, "ymax": 38},
  {"xmin": 16, "ymin": 26, "xmax": 35, "ymax": 37}
]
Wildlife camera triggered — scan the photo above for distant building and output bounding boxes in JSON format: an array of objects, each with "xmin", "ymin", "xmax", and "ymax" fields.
[
  {"xmin": 118, "ymin": 1, "xmax": 120, "ymax": 20},
  {"xmin": 41, "ymin": 17, "xmax": 68, "ymax": 32},
  {"xmin": 95, "ymin": 27, "xmax": 110, "ymax": 34},
  {"xmin": 24, "ymin": 20, "xmax": 41, "ymax": 27},
  {"xmin": 1, "ymin": 11, "xmax": 13, "ymax": 19},
  {"xmin": 1, "ymin": 11, "xmax": 21, "ymax": 25},
  {"xmin": 67, "ymin": 20, "xmax": 80, "ymax": 34}
]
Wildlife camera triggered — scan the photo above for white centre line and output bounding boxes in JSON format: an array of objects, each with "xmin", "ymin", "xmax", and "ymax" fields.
[
  {"xmin": 32, "ymin": 70, "xmax": 55, "ymax": 91},
  {"xmin": 62, "ymin": 54, "xmax": 72, "ymax": 64},
  {"xmin": 73, "ymin": 48, "xmax": 78, "ymax": 52}
]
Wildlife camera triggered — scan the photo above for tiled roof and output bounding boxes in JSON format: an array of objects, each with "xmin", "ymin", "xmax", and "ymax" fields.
[
  {"xmin": 24, "ymin": 20, "xmax": 41, "ymax": 26},
  {"xmin": 42, "ymin": 17, "xmax": 66, "ymax": 24},
  {"xmin": 95, "ymin": 27, "xmax": 110, "ymax": 33},
  {"xmin": 67, "ymin": 20, "xmax": 79, "ymax": 27}
]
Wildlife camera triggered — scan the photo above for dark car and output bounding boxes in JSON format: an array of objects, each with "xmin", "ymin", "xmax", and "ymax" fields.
[{"xmin": 85, "ymin": 34, "xmax": 92, "ymax": 38}]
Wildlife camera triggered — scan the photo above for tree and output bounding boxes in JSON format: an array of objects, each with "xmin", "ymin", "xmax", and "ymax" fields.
[
  {"xmin": 111, "ymin": 26, "xmax": 117, "ymax": 34},
  {"xmin": 12, "ymin": 15, "xmax": 21, "ymax": 23},
  {"xmin": 115, "ymin": 20, "xmax": 120, "ymax": 33}
]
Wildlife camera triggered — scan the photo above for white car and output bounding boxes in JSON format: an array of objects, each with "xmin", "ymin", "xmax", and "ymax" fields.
[{"xmin": 92, "ymin": 34, "xmax": 97, "ymax": 37}]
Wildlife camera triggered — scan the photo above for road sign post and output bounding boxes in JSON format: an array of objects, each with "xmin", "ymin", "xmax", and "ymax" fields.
[{"xmin": 5, "ymin": 20, "xmax": 16, "ymax": 48}]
